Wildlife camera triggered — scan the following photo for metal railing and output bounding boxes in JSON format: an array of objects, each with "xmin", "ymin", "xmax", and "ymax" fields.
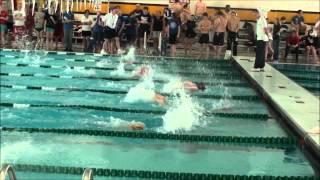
[{"xmin": 0, "ymin": 165, "xmax": 17, "ymax": 180}]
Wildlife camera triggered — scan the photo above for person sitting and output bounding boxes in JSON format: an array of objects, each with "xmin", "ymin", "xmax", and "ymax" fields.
[
  {"xmin": 302, "ymin": 29, "xmax": 319, "ymax": 63},
  {"xmin": 283, "ymin": 29, "xmax": 300, "ymax": 63}
]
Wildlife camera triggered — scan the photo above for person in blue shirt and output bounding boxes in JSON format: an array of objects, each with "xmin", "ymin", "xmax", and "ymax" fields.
[
  {"xmin": 166, "ymin": 13, "xmax": 180, "ymax": 57},
  {"xmin": 62, "ymin": 5, "xmax": 75, "ymax": 51},
  {"xmin": 92, "ymin": 11, "xmax": 104, "ymax": 53}
]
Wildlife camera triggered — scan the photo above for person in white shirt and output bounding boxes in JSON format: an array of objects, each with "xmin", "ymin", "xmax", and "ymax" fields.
[
  {"xmin": 81, "ymin": 9, "xmax": 92, "ymax": 52},
  {"xmin": 253, "ymin": 8, "xmax": 269, "ymax": 72},
  {"xmin": 194, "ymin": 0, "xmax": 207, "ymax": 17},
  {"xmin": 101, "ymin": 6, "xmax": 119, "ymax": 54},
  {"xmin": 13, "ymin": 3, "xmax": 26, "ymax": 36}
]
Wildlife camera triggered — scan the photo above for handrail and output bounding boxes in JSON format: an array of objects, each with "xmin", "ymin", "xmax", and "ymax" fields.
[
  {"xmin": 82, "ymin": 168, "xmax": 93, "ymax": 180},
  {"xmin": 0, "ymin": 165, "xmax": 17, "ymax": 180}
]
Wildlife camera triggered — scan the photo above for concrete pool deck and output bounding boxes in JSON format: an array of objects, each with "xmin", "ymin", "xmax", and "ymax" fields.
[{"xmin": 233, "ymin": 56, "xmax": 320, "ymax": 156}]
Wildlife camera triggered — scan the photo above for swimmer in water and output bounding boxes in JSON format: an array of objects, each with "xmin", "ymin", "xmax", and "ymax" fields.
[
  {"xmin": 128, "ymin": 121, "xmax": 145, "ymax": 130},
  {"xmin": 133, "ymin": 65, "xmax": 151, "ymax": 78},
  {"xmin": 183, "ymin": 81, "xmax": 206, "ymax": 91},
  {"xmin": 125, "ymin": 84, "xmax": 166, "ymax": 105}
]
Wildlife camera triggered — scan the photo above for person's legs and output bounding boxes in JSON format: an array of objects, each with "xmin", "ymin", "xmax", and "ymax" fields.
[
  {"xmin": 311, "ymin": 46, "xmax": 319, "ymax": 63},
  {"xmin": 306, "ymin": 46, "xmax": 311, "ymax": 62},
  {"xmin": 68, "ymin": 29, "xmax": 73, "ymax": 51},
  {"xmin": 254, "ymin": 40, "xmax": 266, "ymax": 69},
  {"xmin": 294, "ymin": 46, "xmax": 299, "ymax": 63},
  {"xmin": 63, "ymin": 29, "xmax": 68, "ymax": 51},
  {"xmin": 283, "ymin": 45, "xmax": 290, "ymax": 62},
  {"xmin": 227, "ymin": 31, "xmax": 232, "ymax": 51},
  {"xmin": 273, "ymin": 38, "xmax": 280, "ymax": 61},
  {"xmin": 231, "ymin": 32, "xmax": 238, "ymax": 56}
]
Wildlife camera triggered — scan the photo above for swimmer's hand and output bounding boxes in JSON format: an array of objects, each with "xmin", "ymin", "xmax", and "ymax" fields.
[{"xmin": 129, "ymin": 122, "xmax": 145, "ymax": 130}]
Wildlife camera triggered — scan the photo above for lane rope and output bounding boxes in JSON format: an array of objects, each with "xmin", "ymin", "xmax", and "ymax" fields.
[
  {"xmin": 1, "ymin": 127, "xmax": 294, "ymax": 146},
  {"xmin": 0, "ymin": 102, "xmax": 269, "ymax": 119},
  {"xmin": 0, "ymin": 72, "xmax": 249, "ymax": 86},
  {"xmin": 0, "ymin": 84, "xmax": 260, "ymax": 100}
]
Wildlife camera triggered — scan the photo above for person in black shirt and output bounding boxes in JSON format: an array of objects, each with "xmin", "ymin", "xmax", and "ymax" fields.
[
  {"xmin": 272, "ymin": 16, "xmax": 287, "ymax": 62},
  {"xmin": 129, "ymin": 4, "xmax": 143, "ymax": 19},
  {"xmin": 151, "ymin": 10, "xmax": 163, "ymax": 54},
  {"xmin": 184, "ymin": 15, "xmax": 196, "ymax": 56},
  {"xmin": 138, "ymin": 7, "xmax": 152, "ymax": 54},
  {"xmin": 115, "ymin": 10, "xmax": 125, "ymax": 54},
  {"xmin": 125, "ymin": 15, "xmax": 138, "ymax": 47},
  {"xmin": 44, "ymin": 6, "xmax": 56, "ymax": 50},
  {"xmin": 302, "ymin": 30, "xmax": 319, "ymax": 63}
]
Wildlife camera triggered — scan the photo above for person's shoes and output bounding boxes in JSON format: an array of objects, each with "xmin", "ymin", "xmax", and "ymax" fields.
[
  {"xmin": 117, "ymin": 49, "xmax": 125, "ymax": 54},
  {"xmin": 64, "ymin": 48, "xmax": 68, "ymax": 51},
  {"xmin": 251, "ymin": 68, "xmax": 260, "ymax": 72},
  {"xmin": 260, "ymin": 68, "xmax": 265, "ymax": 72}
]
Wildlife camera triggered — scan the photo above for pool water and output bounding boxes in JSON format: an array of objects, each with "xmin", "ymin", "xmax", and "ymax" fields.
[
  {"xmin": 0, "ymin": 49, "xmax": 317, "ymax": 179},
  {"xmin": 271, "ymin": 63, "xmax": 320, "ymax": 96}
]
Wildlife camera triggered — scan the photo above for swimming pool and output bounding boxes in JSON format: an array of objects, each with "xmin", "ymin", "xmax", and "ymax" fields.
[
  {"xmin": 270, "ymin": 63, "xmax": 320, "ymax": 97},
  {"xmin": 0, "ymin": 49, "xmax": 318, "ymax": 179}
]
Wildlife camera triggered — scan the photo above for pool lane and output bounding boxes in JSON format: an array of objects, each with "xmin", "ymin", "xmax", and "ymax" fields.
[{"xmin": 1, "ymin": 131, "xmax": 315, "ymax": 176}]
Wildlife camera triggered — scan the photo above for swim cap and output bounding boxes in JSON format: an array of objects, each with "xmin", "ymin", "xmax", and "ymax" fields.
[{"xmin": 196, "ymin": 82, "xmax": 206, "ymax": 91}]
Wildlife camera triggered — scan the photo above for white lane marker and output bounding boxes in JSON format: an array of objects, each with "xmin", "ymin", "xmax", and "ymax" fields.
[
  {"xmin": 42, "ymin": 87, "xmax": 57, "ymax": 91},
  {"xmin": 12, "ymin": 85, "xmax": 27, "ymax": 89},
  {"xmin": 13, "ymin": 104, "xmax": 30, "ymax": 108}
]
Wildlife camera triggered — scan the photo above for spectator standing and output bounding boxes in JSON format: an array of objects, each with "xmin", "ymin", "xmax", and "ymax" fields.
[
  {"xmin": 0, "ymin": 1, "xmax": 9, "ymax": 46},
  {"xmin": 114, "ymin": 9, "xmax": 125, "ymax": 54},
  {"xmin": 124, "ymin": 15, "xmax": 138, "ymax": 48},
  {"xmin": 167, "ymin": 13, "xmax": 180, "ymax": 57},
  {"xmin": 102, "ymin": 6, "xmax": 119, "ymax": 54},
  {"xmin": 25, "ymin": 5, "xmax": 34, "ymax": 37},
  {"xmin": 13, "ymin": 3, "xmax": 26, "ymax": 39},
  {"xmin": 227, "ymin": 10, "xmax": 240, "ymax": 56},
  {"xmin": 272, "ymin": 16, "xmax": 287, "ymax": 62},
  {"xmin": 44, "ymin": 5, "xmax": 56, "ymax": 50},
  {"xmin": 54, "ymin": 6, "xmax": 63, "ymax": 50},
  {"xmin": 252, "ymin": 9, "xmax": 268, "ymax": 71},
  {"xmin": 197, "ymin": 12, "xmax": 211, "ymax": 58},
  {"xmin": 62, "ymin": 5, "xmax": 75, "ymax": 52},
  {"xmin": 171, "ymin": 0, "xmax": 184, "ymax": 15},
  {"xmin": 212, "ymin": 10, "xmax": 228, "ymax": 58},
  {"xmin": 81, "ymin": 9, "xmax": 92, "ymax": 52},
  {"xmin": 138, "ymin": 7, "xmax": 151, "ymax": 54},
  {"xmin": 183, "ymin": 15, "xmax": 196, "ymax": 56},
  {"xmin": 291, "ymin": 10, "xmax": 307, "ymax": 36},
  {"xmin": 91, "ymin": 11, "xmax": 104, "ymax": 53},
  {"xmin": 283, "ymin": 29, "xmax": 300, "ymax": 63},
  {"xmin": 194, "ymin": 0, "xmax": 207, "ymax": 18},
  {"xmin": 34, "ymin": 6, "xmax": 45, "ymax": 48},
  {"xmin": 151, "ymin": 10, "xmax": 164, "ymax": 54}
]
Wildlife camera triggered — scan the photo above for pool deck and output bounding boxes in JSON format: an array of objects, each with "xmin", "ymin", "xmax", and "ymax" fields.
[{"xmin": 232, "ymin": 56, "xmax": 320, "ymax": 154}]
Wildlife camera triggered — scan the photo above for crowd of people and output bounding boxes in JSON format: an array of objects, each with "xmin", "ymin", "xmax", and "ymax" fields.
[{"xmin": 0, "ymin": 0, "xmax": 319, "ymax": 63}]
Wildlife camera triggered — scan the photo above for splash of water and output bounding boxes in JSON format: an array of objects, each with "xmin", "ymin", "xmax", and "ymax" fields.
[
  {"xmin": 211, "ymin": 86, "xmax": 233, "ymax": 111},
  {"xmin": 121, "ymin": 47, "xmax": 136, "ymax": 63},
  {"xmin": 160, "ymin": 88, "xmax": 204, "ymax": 133},
  {"xmin": 110, "ymin": 61, "xmax": 126, "ymax": 76},
  {"xmin": 162, "ymin": 78, "xmax": 183, "ymax": 93},
  {"xmin": 64, "ymin": 66, "xmax": 96, "ymax": 76},
  {"xmin": 124, "ymin": 81, "xmax": 156, "ymax": 103}
]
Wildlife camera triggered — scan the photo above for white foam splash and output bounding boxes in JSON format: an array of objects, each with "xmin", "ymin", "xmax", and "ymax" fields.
[
  {"xmin": 162, "ymin": 78, "xmax": 183, "ymax": 93},
  {"xmin": 110, "ymin": 62, "xmax": 126, "ymax": 76},
  {"xmin": 124, "ymin": 82, "xmax": 155, "ymax": 103},
  {"xmin": 160, "ymin": 89, "xmax": 204, "ymax": 133},
  {"xmin": 211, "ymin": 87, "xmax": 233, "ymax": 111},
  {"xmin": 64, "ymin": 66, "xmax": 96, "ymax": 76},
  {"xmin": 121, "ymin": 47, "xmax": 136, "ymax": 63},
  {"xmin": 96, "ymin": 60, "xmax": 110, "ymax": 67}
]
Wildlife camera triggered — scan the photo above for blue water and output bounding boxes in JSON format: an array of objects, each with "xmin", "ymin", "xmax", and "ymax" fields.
[{"xmin": 0, "ymin": 50, "xmax": 316, "ymax": 177}]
